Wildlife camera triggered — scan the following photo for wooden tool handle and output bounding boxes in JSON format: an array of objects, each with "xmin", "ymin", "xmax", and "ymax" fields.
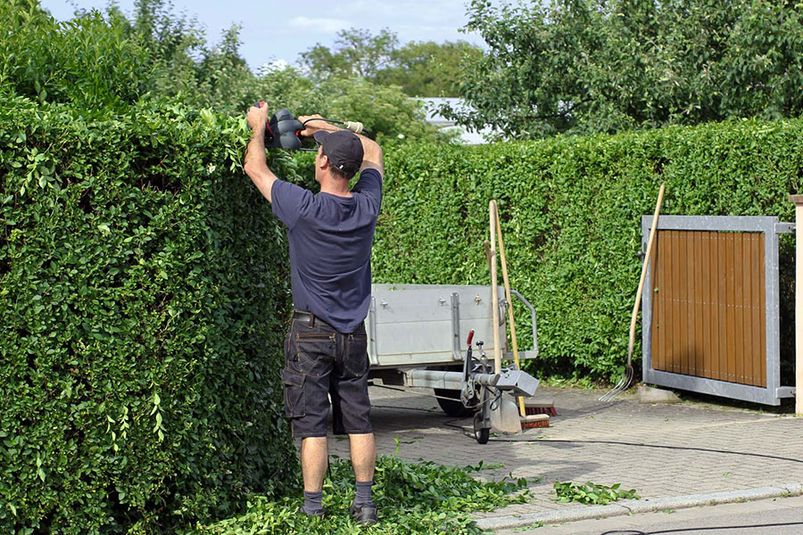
[
  {"xmin": 493, "ymin": 201, "xmax": 527, "ymax": 416},
  {"xmin": 489, "ymin": 200, "xmax": 502, "ymax": 375},
  {"xmin": 627, "ymin": 183, "xmax": 665, "ymax": 364}
]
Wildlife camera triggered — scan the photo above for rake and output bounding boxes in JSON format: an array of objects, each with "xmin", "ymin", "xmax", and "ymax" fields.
[{"xmin": 600, "ymin": 183, "xmax": 665, "ymax": 402}]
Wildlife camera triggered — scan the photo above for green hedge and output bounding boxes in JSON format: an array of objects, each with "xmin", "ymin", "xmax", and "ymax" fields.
[
  {"xmin": 4, "ymin": 89, "xmax": 802, "ymax": 532},
  {"xmin": 0, "ymin": 94, "xmax": 298, "ymax": 533},
  {"xmin": 373, "ymin": 119, "xmax": 803, "ymax": 379}
]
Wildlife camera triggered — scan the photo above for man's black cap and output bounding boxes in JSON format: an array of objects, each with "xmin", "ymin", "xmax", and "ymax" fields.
[{"xmin": 313, "ymin": 130, "xmax": 364, "ymax": 178}]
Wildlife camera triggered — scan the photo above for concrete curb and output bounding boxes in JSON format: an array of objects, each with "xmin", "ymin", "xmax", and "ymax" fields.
[{"xmin": 474, "ymin": 482, "xmax": 803, "ymax": 531}]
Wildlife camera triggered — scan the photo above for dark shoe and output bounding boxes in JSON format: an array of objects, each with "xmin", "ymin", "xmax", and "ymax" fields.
[{"xmin": 350, "ymin": 502, "xmax": 378, "ymax": 525}]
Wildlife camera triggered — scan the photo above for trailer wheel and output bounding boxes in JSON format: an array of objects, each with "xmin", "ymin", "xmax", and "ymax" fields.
[
  {"xmin": 434, "ymin": 389, "xmax": 475, "ymax": 417},
  {"xmin": 473, "ymin": 413, "xmax": 490, "ymax": 444}
]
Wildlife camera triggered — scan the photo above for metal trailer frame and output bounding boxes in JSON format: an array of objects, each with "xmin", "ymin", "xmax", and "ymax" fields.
[
  {"xmin": 364, "ymin": 284, "xmax": 540, "ymax": 441},
  {"xmin": 642, "ymin": 215, "xmax": 795, "ymax": 405},
  {"xmin": 366, "ymin": 283, "xmax": 538, "ymax": 373}
]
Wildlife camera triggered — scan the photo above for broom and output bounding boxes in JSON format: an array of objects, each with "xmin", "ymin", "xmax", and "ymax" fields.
[{"xmin": 490, "ymin": 201, "xmax": 551, "ymax": 428}]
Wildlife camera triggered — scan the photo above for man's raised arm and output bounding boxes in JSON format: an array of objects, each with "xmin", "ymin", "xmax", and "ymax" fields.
[
  {"xmin": 356, "ymin": 132, "xmax": 384, "ymax": 177},
  {"xmin": 243, "ymin": 101, "xmax": 279, "ymax": 203}
]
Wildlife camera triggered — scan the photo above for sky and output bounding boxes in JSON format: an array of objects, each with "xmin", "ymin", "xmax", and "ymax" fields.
[{"xmin": 39, "ymin": 0, "xmax": 491, "ymax": 72}]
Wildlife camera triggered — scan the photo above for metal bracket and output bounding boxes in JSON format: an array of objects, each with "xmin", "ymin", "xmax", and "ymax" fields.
[
  {"xmin": 451, "ymin": 292, "xmax": 462, "ymax": 360},
  {"xmin": 775, "ymin": 222, "xmax": 795, "ymax": 234},
  {"xmin": 496, "ymin": 369, "xmax": 540, "ymax": 397},
  {"xmin": 776, "ymin": 386, "xmax": 795, "ymax": 398}
]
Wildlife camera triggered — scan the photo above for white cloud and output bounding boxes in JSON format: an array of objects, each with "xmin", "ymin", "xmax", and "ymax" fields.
[{"xmin": 289, "ymin": 16, "xmax": 350, "ymax": 33}]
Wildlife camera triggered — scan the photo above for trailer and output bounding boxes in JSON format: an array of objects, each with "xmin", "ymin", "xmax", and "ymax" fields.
[{"xmin": 366, "ymin": 283, "xmax": 540, "ymax": 443}]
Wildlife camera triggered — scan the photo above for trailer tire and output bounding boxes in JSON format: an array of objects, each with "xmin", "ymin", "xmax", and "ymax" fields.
[{"xmin": 434, "ymin": 389, "xmax": 476, "ymax": 417}]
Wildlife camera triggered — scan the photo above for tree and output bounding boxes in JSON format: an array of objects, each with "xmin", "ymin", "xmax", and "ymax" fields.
[
  {"xmin": 0, "ymin": 0, "xmax": 154, "ymax": 109},
  {"xmin": 300, "ymin": 28, "xmax": 398, "ymax": 80},
  {"xmin": 6, "ymin": 0, "xmax": 253, "ymax": 112},
  {"xmin": 118, "ymin": 0, "xmax": 255, "ymax": 113},
  {"xmin": 452, "ymin": 0, "xmax": 803, "ymax": 138},
  {"xmin": 376, "ymin": 40, "xmax": 483, "ymax": 97},
  {"xmin": 4, "ymin": 2, "xmax": 446, "ymax": 142},
  {"xmin": 299, "ymin": 28, "xmax": 483, "ymax": 97}
]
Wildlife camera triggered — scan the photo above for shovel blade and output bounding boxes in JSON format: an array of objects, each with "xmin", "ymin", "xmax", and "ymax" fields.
[{"xmin": 490, "ymin": 394, "xmax": 522, "ymax": 434}]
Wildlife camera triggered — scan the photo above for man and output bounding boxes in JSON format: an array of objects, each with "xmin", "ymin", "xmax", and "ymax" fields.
[{"xmin": 244, "ymin": 101, "xmax": 383, "ymax": 525}]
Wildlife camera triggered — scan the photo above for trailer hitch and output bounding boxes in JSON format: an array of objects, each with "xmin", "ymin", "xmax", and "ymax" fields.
[{"xmin": 402, "ymin": 329, "xmax": 539, "ymax": 444}]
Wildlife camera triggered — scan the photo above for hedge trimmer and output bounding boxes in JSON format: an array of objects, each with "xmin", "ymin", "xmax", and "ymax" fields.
[{"xmin": 256, "ymin": 104, "xmax": 365, "ymax": 151}]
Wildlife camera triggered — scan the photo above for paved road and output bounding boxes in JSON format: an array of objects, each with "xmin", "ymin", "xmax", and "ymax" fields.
[{"xmin": 500, "ymin": 495, "xmax": 803, "ymax": 535}]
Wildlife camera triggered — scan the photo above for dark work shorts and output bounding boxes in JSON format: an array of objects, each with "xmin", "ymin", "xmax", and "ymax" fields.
[{"xmin": 282, "ymin": 311, "xmax": 373, "ymax": 439}]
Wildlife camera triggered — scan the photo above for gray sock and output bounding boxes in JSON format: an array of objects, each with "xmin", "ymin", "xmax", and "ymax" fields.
[
  {"xmin": 302, "ymin": 490, "xmax": 323, "ymax": 515},
  {"xmin": 354, "ymin": 480, "xmax": 374, "ymax": 506}
]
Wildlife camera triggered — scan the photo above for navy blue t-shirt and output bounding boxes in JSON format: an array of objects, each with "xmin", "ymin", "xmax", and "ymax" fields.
[{"xmin": 271, "ymin": 168, "xmax": 382, "ymax": 333}]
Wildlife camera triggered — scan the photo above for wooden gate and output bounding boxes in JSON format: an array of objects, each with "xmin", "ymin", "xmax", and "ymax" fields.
[{"xmin": 642, "ymin": 216, "xmax": 793, "ymax": 405}]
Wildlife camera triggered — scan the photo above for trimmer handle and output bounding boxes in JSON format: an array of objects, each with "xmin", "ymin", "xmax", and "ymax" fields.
[
  {"xmin": 267, "ymin": 108, "xmax": 303, "ymax": 150},
  {"xmin": 255, "ymin": 103, "xmax": 303, "ymax": 150}
]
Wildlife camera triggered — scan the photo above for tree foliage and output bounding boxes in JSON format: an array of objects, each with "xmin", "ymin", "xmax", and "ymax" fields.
[
  {"xmin": 376, "ymin": 40, "xmax": 483, "ymax": 97},
  {"xmin": 301, "ymin": 27, "xmax": 482, "ymax": 97},
  {"xmin": 0, "ymin": 0, "xmax": 254, "ymax": 112},
  {"xmin": 300, "ymin": 28, "xmax": 399, "ymax": 80},
  {"xmin": 0, "ymin": 0, "xmax": 152, "ymax": 110},
  {"xmin": 118, "ymin": 0, "xmax": 254, "ymax": 112},
  {"xmin": 453, "ymin": 0, "xmax": 803, "ymax": 138}
]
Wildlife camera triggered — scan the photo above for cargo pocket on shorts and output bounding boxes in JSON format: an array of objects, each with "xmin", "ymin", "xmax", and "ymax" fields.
[
  {"xmin": 282, "ymin": 368, "xmax": 305, "ymax": 418},
  {"xmin": 343, "ymin": 333, "xmax": 369, "ymax": 378}
]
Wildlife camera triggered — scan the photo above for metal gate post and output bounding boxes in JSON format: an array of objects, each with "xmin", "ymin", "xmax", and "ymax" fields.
[{"xmin": 790, "ymin": 195, "xmax": 803, "ymax": 414}]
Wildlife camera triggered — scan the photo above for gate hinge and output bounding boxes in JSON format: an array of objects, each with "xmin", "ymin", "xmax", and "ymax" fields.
[{"xmin": 775, "ymin": 222, "xmax": 795, "ymax": 234}]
